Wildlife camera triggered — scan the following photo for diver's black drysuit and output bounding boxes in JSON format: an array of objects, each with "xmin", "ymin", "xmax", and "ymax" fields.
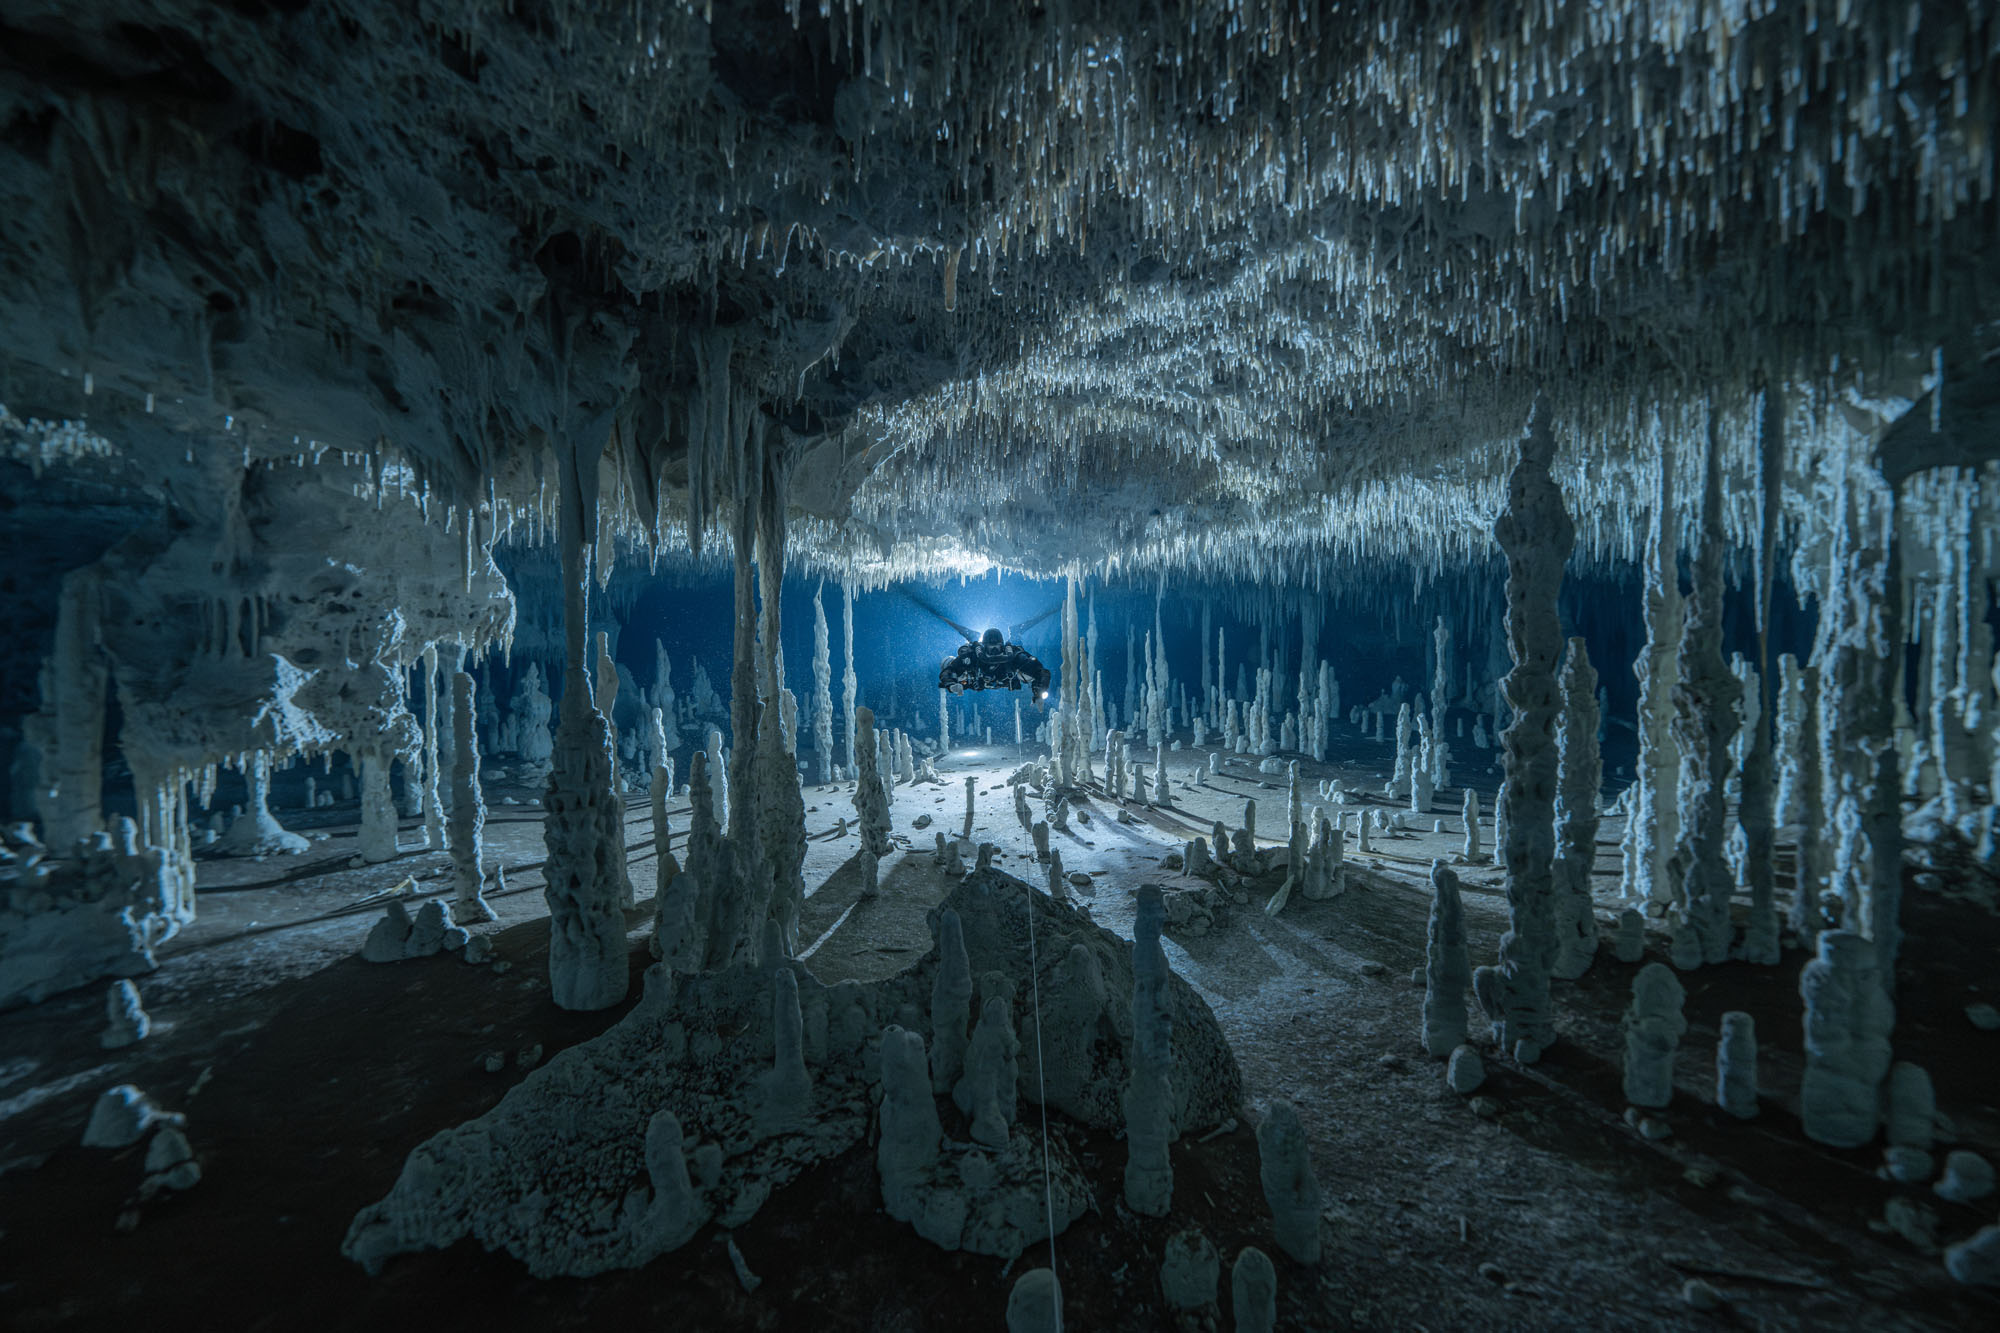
[{"xmin": 938, "ymin": 630, "xmax": 1053, "ymax": 699}]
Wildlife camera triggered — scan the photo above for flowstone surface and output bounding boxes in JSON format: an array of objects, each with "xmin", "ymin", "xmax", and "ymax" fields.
[{"xmin": 344, "ymin": 862, "xmax": 1242, "ymax": 1277}]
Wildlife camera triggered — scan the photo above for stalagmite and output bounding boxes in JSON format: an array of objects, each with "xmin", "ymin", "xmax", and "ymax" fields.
[
  {"xmin": 1715, "ymin": 1012, "xmax": 1758, "ymax": 1119},
  {"xmin": 1124, "ymin": 884, "xmax": 1174, "ymax": 1216},
  {"xmin": 1460, "ymin": 787, "xmax": 1485, "ymax": 864},
  {"xmin": 101, "ymin": 978, "xmax": 150, "ymax": 1048},
  {"xmin": 938, "ymin": 687, "xmax": 950, "ymax": 751},
  {"xmin": 422, "ymin": 644, "xmax": 445, "ymax": 851},
  {"xmin": 1006, "ymin": 1270, "xmax": 1062, "ymax": 1333},
  {"xmin": 663, "ymin": 747, "xmax": 723, "ymax": 969},
  {"xmin": 1621, "ymin": 963, "xmax": 1687, "ymax": 1109},
  {"xmin": 1799, "ymin": 931, "xmax": 1895, "ymax": 1149},
  {"xmin": 1551, "ymin": 638, "xmax": 1600, "ymax": 980},
  {"xmin": 539, "ymin": 440, "xmax": 629, "ymax": 1014},
  {"xmin": 1736, "ymin": 395, "xmax": 1784, "ymax": 965},
  {"xmin": 1471, "ymin": 402, "xmax": 1573, "ymax": 1064},
  {"xmin": 757, "ymin": 967, "xmax": 812, "ymax": 1134},
  {"xmin": 812, "ymin": 587, "xmax": 835, "ymax": 785},
  {"xmin": 1670, "ymin": 412, "xmax": 1742, "ymax": 969},
  {"xmin": 953, "ymin": 994, "xmax": 1020, "ymax": 1149},
  {"xmin": 650, "ymin": 709, "xmax": 680, "ymax": 888},
  {"xmin": 1613, "ymin": 909, "xmax": 1646, "ymax": 963},
  {"xmin": 1388, "ymin": 702, "xmax": 1414, "ymax": 797},
  {"xmin": 1424, "ymin": 861, "xmax": 1471, "ymax": 1058},
  {"xmin": 841, "ymin": 581, "xmax": 858, "ymax": 776},
  {"xmin": 358, "ymin": 751, "xmax": 402, "ymax": 864},
  {"xmin": 853, "ymin": 707, "xmax": 892, "ymax": 899},
  {"xmin": 1256, "ymin": 1098, "xmax": 1321, "ymax": 1264},
  {"xmin": 930, "ymin": 907, "xmax": 972, "ymax": 1094},
  {"xmin": 1886, "ymin": 1062, "xmax": 1935, "ymax": 1163},
  {"xmin": 1789, "ymin": 663, "xmax": 1830, "ymax": 944},
  {"xmin": 705, "ymin": 727, "xmax": 728, "ymax": 833},
  {"xmin": 876, "ymin": 1025, "xmax": 941, "ymax": 1226},
  {"xmin": 960, "ymin": 774, "xmax": 976, "ymax": 838},
  {"xmin": 1429, "ymin": 618, "xmax": 1452, "ymax": 790},
  {"xmin": 1621, "ymin": 437, "xmax": 1682, "ymax": 907},
  {"xmin": 449, "ymin": 671, "xmax": 495, "ymax": 923},
  {"xmin": 213, "ymin": 752, "xmax": 308, "ymax": 857},
  {"xmin": 1232, "ymin": 1247, "xmax": 1278, "ymax": 1333}
]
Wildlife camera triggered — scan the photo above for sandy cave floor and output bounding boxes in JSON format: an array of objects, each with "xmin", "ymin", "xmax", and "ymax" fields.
[{"xmin": 2, "ymin": 722, "xmax": 1999, "ymax": 1332}]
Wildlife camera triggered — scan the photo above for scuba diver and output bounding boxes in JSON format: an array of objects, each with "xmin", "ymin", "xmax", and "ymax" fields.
[{"xmin": 938, "ymin": 627, "xmax": 1054, "ymax": 702}]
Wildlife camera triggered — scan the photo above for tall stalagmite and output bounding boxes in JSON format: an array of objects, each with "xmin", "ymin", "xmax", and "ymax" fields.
[
  {"xmin": 1470, "ymin": 401, "xmax": 1574, "ymax": 1063},
  {"xmin": 1551, "ymin": 638, "xmax": 1601, "ymax": 980},
  {"xmin": 1620, "ymin": 435, "xmax": 1682, "ymax": 908},
  {"xmin": 541, "ymin": 439, "xmax": 631, "ymax": 1013},
  {"xmin": 1736, "ymin": 387, "xmax": 1785, "ymax": 964},
  {"xmin": 812, "ymin": 587, "xmax": 835, "ymax": 785},
  {"xmin": 449, "ymin": 670, "xmax": 495, "ymax": 923},
  {"xmin": 1669, "ymin": 410, "xmax": 1743, "ymax": 969},
  {"xmin": 853, "ymin": 706, "xmax": 892, "ymax": 899},
  {"xmin": 841, "ymin": 580, "xmax": 858, "ymax": 776},
  {"xmin": 750, "ymin": 463, "xmax": 806, "ymax": 956}
]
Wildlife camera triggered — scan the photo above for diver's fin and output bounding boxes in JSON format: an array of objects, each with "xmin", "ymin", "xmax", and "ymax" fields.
[
  {"xmin": 1010, "ymin": 602, "xmax": 1063, "ymax": 640},
  {"xmin": 900, "ymin": 589, "xmax": 977, "ymax": 642}
]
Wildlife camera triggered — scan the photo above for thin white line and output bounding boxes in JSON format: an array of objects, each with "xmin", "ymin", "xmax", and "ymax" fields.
[
  {"xmin": 796, "ymin": 902, "xmax": 856, "ymax": 961},
  {"xmin": 1024, "ymin": 879, "xmax": 1060, "ymax": 1308}
]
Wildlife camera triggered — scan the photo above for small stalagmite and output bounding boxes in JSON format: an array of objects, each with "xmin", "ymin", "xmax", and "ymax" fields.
[
  {"xmin": 953, "ymin": 994, "xmax": 1020, "ymax": 1149},
  {"xmin": 1424, "ymin": 861, "xmax": 1471, "ymax": 1058},
  {"xmin": 1232, "ymin": 1247, "xmax": 1278, "ymax": 1333},
  {"xmin": 1799, "ymin": 931, "xmax": 1894, "ymax": 1149},
  {"xmin": 1715, "ymin": 1011, "xmax": 1758, "ymax": 1119},
  {"xmin": 1256, "ymin": 1098, "xmax": 1321, "ymax": 1264},
  {"xmin": 1622, "ymin": 963, "xmax": 1687, "ymax": 1109}
]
